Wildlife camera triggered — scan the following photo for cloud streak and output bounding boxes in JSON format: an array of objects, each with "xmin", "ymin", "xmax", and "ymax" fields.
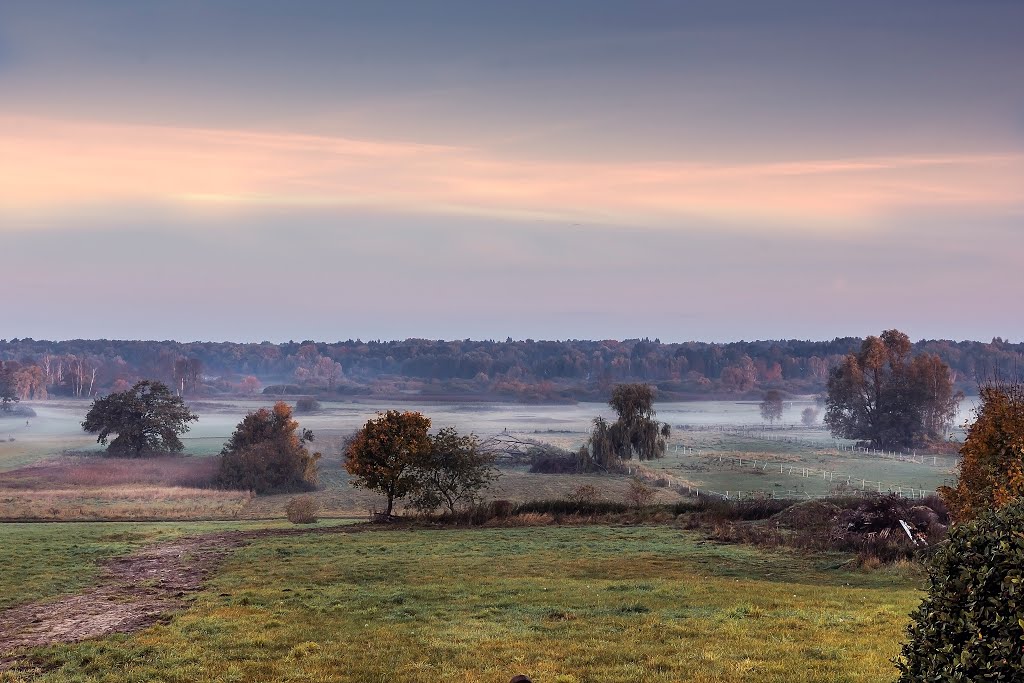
[{"xmin": 2, "ymin": 115, "xmax": 1021, "ymax": 231}]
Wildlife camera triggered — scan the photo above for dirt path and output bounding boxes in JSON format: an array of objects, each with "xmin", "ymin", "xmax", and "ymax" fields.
[{"xmin": 0, "ymin": 524, "xmax": 370, "ymax": 662}]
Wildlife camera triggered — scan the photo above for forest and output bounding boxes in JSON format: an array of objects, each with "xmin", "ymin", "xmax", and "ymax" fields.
[{"xmin": 0, "ymin": 336, "xmax": 1020, "ymax": 403}]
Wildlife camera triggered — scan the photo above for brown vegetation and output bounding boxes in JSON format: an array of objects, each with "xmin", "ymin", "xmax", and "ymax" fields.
[
  {"xmin": 0, "ymin": 455, "xmax": 219, "ymax": 490},
  {"xmin": 0, "ymin": 456, "xmax": 251, "ymax": 521},
  {"xmin": 285, "ymin": 495, "xmax": 320, "ymax": 524},
  {"xmin": 940, "ymin": 382, "xmax": 1024, "ymax": 521}
]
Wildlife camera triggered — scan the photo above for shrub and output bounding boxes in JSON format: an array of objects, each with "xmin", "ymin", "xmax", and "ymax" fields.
[
  {"xmin": 514, "ymin": 500, "xmax": 629, "ymax": 516},
  {"xmin": 567, "ymin": 484, "xmax": 600, "ymax": 503},
  {"xmin": 896, "ymin": 500, "xmax": 1024, "ymax": 681},
  {"xmin": 295, "ymin": 398, "xmax": 321, "ymax": 413},
  {"xmin": 285, "ymin": 495, "xmax": 320, "ymax": 524},
  {"xmin": 217, "ymin": 402, "xmax": 321, "ymax": 493},
  {"xmin": 528, "ymin": 452, "xmax": 579, "ymax": 473},
  {"xmin": 490, "ymin": 499, "xmax": 513, "ymax": 519},
  {"xmin": 625, "ymin": 478, "xmax": 656, "ymax": 507}
]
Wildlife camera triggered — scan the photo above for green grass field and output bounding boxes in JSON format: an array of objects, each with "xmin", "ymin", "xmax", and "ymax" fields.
[
  {"xmin": 654, "ymin": 431, "xmax": 955, "ymax": 499},
  {"xmin": 0, "ymin": 520, "xmax": 354, "ymax": 611},
  {"xmin": 1, "ymin": 524, "xmax": 922, "ymax": 683}
]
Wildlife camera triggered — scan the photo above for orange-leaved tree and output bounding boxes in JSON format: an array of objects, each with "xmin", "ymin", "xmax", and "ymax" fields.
[
  {"xmin": 940, "ymin": 382, "xmax": 1024, "ymax": 522},
  {"xmin": 216, "ymin": 401, "xmax": 321, "ymax": 493},
  {"xmin": 344, "ymin": 410, "xmax": 433, "ymax": 517}
]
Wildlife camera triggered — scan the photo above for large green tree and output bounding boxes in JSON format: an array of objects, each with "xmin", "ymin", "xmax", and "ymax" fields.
[
  {"xmin": 216, "ymin": 401, "xmax": 321, "ymax": 493},
  {"xmin": 81, "ymin": 380, "xmax": 198, "ymax": 456},
  {"xmin": 344, "ymin": 410, "xmax": 433, "ymax": 516},
  {"xmin": 410, "ymin": 427, "xmax": 498, "ymax": 514},
  {"xmin": 824, "ymin": 329, "xmax": 961, "ymax": 449}
]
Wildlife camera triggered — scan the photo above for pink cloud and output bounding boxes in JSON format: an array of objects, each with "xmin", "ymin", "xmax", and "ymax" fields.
[{"xmin": 1, "ymin": 115, "xmax": 1021, "ymax": 231}]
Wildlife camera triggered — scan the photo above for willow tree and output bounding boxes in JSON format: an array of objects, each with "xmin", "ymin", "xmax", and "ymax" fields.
[{"xmin": 583, "ymin": 384, "xmax": 670, "ymax": 469}]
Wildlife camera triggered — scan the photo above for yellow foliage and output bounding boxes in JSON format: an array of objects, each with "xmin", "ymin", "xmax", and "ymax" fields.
[{"xmin": 940, "ymin": 383, "xmax": 1024, "ymax": 522}]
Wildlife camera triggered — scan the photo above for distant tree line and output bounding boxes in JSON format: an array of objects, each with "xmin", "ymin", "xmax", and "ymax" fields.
[{"xmin": 0, "ymin": 336, "xmax": 1019, "ymax": 402}]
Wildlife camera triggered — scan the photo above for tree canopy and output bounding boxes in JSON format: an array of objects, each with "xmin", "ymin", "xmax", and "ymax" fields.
[
  {"xmin": 0, "ymin": 361, "xmax": 18, "ymax": 412},
  {"xmin": 344, "ymin": 410, "xmax": 434, "ymax": 516},
  {"xmin": 216, "ymin": 401, "xmax": 321, "ymax": 493},
  {"xmin": 759, "ymin": 390, "xmax": 784, "ymax": 425},
  {"xmin": 410, "ymin": 427, "xmax": 498, "ymax": 513},
  {"xmin": 939, "ymin": 382, "xmax": 1024, "ymax": 522},
  {"xmin": 582, "ymin": 383, "xmax": 669, "ymax": 469},
  {"xmin": 0, "ymin": 335, "xmax": 1017, "ymax": 402},
  {"xmin": 81, "ymin": 380, "xmax": 198, "ymax": 456},
  {"xmin": 824, "ymin": 329, "xmax": 961, "ymax": 448}
]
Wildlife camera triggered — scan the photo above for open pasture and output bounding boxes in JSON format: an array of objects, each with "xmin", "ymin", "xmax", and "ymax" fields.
[
  {"xmin": 0, "ymin": 523, "xmax": 922, "ymax": 683},
  {"xmin": 0, "ymin": 519, "xmax": 335, "ymax": 611},
  {"xmin": 651, "ymin": 430, "xmax": 956, "ymax": 499},
  {"xmin": 0, "ymin": 398, "xmax": 963, "ymax": 521}
]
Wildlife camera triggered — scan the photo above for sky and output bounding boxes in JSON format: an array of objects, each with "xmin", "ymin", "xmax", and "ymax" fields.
[{"xmin": 2, "ymin": 1, "xmax": 1022, "ymax": 343}]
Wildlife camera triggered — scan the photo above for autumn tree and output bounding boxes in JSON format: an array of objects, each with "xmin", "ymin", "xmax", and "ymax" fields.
[
  {"xmin": 81, "ymin": 380, "xmax": 198, "ymax": 456},
  {"xmin": 939, "ymin": 382, "xmax": 1024, "ymax": 522},
  {"xmin": 824, "ymin": 329, "xmax": 961, "ymax": 448},
  {"xmin": 410, "ymin": 427, "xmax": 498, "ymax": 513},
  {"xmin": 759, "ymin": 390, "xmax": 784, "ymax": 425},
  {"xmin": 10, "ymin": 365, "xmax": 47, "ymax": 401},
  {"xmin": 238, "ymin": 375, "xmax": 261, "ymax": 394},
  {"xmin": 0, "ymin": 361, "xmax": 18, "ymax": 412},
  {"xmin": 216, "ymin": 401, "xmax": 321, "ymax": 493},
  {"xmin": 721, "ymin": 355, "xmax": 757, "ymax": 392},
  {"xmin": 345, "ymin": 410, "xmax": 433, "ymax": 516}
]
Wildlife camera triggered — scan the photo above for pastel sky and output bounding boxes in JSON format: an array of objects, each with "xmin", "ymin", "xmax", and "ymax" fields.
[{"xmin": 2, "ymin": 1, "xmax": 1022, "ymax": 343}]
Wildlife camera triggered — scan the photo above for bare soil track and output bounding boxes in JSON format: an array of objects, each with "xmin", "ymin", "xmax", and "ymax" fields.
[{"xmin": 0, "ymin": 524, "xmax": 370, "ymax": 664}]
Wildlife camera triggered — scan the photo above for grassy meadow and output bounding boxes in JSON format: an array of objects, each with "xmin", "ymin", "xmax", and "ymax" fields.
[
  {"xmin": 0, "ymin": 399, "xmax": 942, "ymax": 681},
  {"xmin": 1, "ymin": 524, "xmax": 922, "ymax": 683},
  {"xmin": 0, "ymin": 398, "xmax": 957, "ymax": 521},
  {"xmin": 649, "ymin": 430, "xmax": 956, "ymax": 499},
  {"xmin": 0, "ymin": 519, "xmax": 366, "ymax": 611}
]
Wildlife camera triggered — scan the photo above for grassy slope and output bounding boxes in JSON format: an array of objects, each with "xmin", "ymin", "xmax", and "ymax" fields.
[
  {"xmin": 6, "ymin": 525, "xmax": 922, "ymax": 683},
  {"xmin": 0, "ymin": 520, "xmax": 349, "ymax": 610}
]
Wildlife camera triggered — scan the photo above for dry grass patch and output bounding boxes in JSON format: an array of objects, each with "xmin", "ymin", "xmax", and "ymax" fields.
[{"xmin": 0, "ymin": 486, "xmax": 253, "ymax": 521}]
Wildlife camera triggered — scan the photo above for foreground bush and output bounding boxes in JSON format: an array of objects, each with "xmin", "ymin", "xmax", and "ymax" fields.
[
  {"xmin": 896, "ymin": 500, "xmax": 1024, "ymax": 682},
  {"xmin": 286, "ymin": 495, "xmax": 320, "ymax": 524}
]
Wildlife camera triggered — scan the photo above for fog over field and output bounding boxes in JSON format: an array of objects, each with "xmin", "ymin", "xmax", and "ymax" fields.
[{"xmin": 0, "ymin": 396, "xmax": 978, "ymax": 468}]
